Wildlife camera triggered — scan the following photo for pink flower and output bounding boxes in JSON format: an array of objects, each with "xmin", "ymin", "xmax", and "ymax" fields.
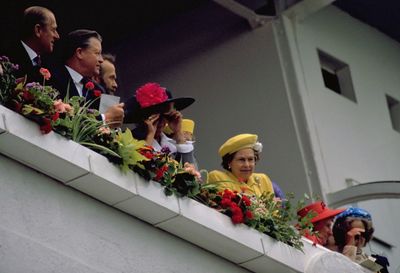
[
  {"xmin": 135, "ymin": 82, "xmax": 168, "ymax": 108},
  {"xmin": 53, "ymin": 99, "xmax": 73, "ymax": 114},
  {"xmin": 98, "ymin": 126, "xmax": 111, "ymax": 135},
  {"xmin": 39, "ymin": 68, "xmax": 51, "ymax": 80},
  {"xmin": 85, "ymin": 81, "xmax": 95, "ymax": 90}
]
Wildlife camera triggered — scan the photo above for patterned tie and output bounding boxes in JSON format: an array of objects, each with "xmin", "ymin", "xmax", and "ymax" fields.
[
  {"xmin": 80, "ymin": 77, "xmax": 90, "ymax": 97},
  {"xmin": 33, "ymin": 55, "xmax": 42, "ymax": 67}
]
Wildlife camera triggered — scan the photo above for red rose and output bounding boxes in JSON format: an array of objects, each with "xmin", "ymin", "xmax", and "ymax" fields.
[
  {"xmin": 93, "ymin": 90, "xmax": 102, "ymax": 97},
  {"xmin": 135, "ymin": 82, "xmax": 168, "ymax": 108},
  {"xmin": 85, "ymin": 81, "xmax": 95, "ymax": 90}
]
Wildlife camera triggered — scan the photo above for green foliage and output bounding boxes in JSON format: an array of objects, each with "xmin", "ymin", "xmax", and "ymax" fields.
[{"xmin": 0, "ymin": 56, "xmax": 18, "ymax": 104}]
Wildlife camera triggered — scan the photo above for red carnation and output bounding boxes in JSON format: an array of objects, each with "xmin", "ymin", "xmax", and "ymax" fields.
[
  {"xmin": 51, "ymin": 112, "xmax": 60, "ymax": 121},
  {"xmin": 232, "ymin": 213, "xmax": 244, "ymax": 224},
  {"xmin": 245, "ymin": 210, "xmax": 253, "ymax": 219},
  {"xmin": 22, "ymin": 90, "xmax": 34, "ymax": 102},
  {"xmin": 222, "ymin": 189, "xmax": 234, "ymax": 199},
  {"xmin": 220, "ymin": 198, "xmax": 232, "ymax": 208},
  {"xmin": 93, "ymin": 90, "xmax": 102, "ymax": 97},
  {"xmin": 85, "ymin": 81, "xmax": 95, "ymax": 90},
  {"xmin": 135, "ymin": 82, "xmax": 168, "ymax": 108},
  {"xmin": 39, "ymin": 118, "xmax": 52, "ymax": 134},
  {"xmin": 242, "ymin": 195, "xmax": 251, "ymax": 207},
  {"xmin": 143, "ymin": 151, "xmax": 154, "ymax": 159},
  {"xmin": 155, "ymin": 165, "xmax": 168, "ymax": 180}
]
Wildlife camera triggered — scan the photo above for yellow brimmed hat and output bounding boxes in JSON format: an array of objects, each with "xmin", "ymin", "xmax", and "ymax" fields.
[
  {"xmin": 218, "ymin": 133, "xmax": 262, "ymax": 157},
  {"xmin": 163, "ymin": 119, "xmax": 195, "ymax": 135},
  {"xmin": 182, "ymin": 119, "xmax": 195, "ymax": 134}
]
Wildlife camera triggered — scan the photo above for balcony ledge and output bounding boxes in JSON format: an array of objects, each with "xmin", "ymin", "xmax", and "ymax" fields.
[{"xmin": 0, "ymin": 105, "xmax": 372, "ymax": 273}]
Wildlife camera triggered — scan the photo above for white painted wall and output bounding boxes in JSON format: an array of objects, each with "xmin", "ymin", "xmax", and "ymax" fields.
[
  {"xmin": 0, "ymin": 154, "xmax": 249, "ymax": 273},
  {"xmin": 286, "ymin": 6, "xmax": 400, "ymax": 192},
  {"xmin": 282, "ymin": 5, "xmax": 400, "ymax": 271}
]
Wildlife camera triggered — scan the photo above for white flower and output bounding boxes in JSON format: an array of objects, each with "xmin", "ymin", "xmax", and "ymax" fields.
[{"xmin": 253, "ymin": 142, "xmax": 263, "ymax": 153}]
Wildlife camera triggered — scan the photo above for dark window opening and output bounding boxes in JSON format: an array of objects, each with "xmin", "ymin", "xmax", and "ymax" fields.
[
  {"xmin": 318, "ymin": 49, "xmax": 356, "ymax": 102},
  {"xmin": 386, "ymin": 95, "xmax": 400, "ymax": 132}
]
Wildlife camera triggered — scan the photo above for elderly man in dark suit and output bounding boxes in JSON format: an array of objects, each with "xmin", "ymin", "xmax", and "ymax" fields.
[
  {"xmin": 50, "ymin": 29, "xmax": 124, "ymax": 128},
  {"xmin": 6, "ymin": 6, "xmax": 60, "ymax": 82}
]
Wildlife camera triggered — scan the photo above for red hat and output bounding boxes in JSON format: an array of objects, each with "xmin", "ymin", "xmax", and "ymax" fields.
[{"xmin": 297, "ymin": 201, "xmax": 345, "ymax": 224}]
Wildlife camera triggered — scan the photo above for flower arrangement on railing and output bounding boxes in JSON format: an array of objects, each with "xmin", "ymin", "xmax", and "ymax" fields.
[
  {"xmin": 196, "ymin": 186, "xmax": 305, "ymax": 250},
  {"xmin": 0, "ymin": 56, "xmax": 314, "ymax": 251},
  {"xmin": 134, "ymin": 145, "xmax": 202, "ymax": 197}
]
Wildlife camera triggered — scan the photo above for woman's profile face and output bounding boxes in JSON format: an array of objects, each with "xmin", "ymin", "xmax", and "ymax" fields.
[{"xmin": 230, "ymin": 148, "xmax": 256, "ymax": 182}]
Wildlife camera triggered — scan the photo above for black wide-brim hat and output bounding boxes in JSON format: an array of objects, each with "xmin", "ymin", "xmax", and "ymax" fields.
[{"xmin": 124, "ymin": 90, "xmax": 195, "ymax": 124}]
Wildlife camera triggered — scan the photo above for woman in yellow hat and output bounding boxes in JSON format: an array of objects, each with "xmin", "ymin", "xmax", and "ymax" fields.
[{"xmin": 207, "ymin": 134, "xmax": 274, "ymax": 197}]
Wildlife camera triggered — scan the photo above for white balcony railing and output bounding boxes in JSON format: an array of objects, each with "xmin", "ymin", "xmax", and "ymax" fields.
[{"xmin": 0, "ymin": 105, "xmax": 372, "ymax": 273}]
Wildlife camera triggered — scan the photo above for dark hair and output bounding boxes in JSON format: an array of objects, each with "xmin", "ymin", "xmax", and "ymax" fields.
[
  {"xmin": 102, "ymin": 53, "xmax": 116, "ymax": 64},
  {"xmin": 333, "ymin": 217, "xmax": 374, "ymax": 252},
  {"xmin": 61, "ymin": 29, "xmax": 102, "ymax": 61},
  {"xmin": 21, "ymin": 6, "xmax": 53, "ymax": 39},
  {"xmin": 221, "ymin": 150, "xmax": 259, "ymax": 171},
  {"xmin": 100, "ymin": 53, "xmax": 117, "ymax": 78}
]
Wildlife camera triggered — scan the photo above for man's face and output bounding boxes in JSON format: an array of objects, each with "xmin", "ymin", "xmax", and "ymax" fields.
[
  {"xmin": 79, "ymin": 37, "xmax": 103, "ymax": 77},
  {"xmin": 101, "ymin": 60, "xmax": 118, "ymax": 94},
  {"xmin": 38, "ymin": 12, "xmax": 60, "ymax": 54}
]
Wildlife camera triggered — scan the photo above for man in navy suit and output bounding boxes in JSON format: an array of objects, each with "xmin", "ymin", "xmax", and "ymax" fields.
[
  {"xmin": 6, "ymin": 6, "xmax": 60, "ymax": 83},
  {"xmin": 50, "ymin": 29, "xmax": 124, "ymax": 128}
]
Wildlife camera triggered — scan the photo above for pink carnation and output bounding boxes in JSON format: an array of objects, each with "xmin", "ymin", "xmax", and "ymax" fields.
[
  {"xmin": 53, "ymin": 99, "xmax": 73, "ymax": 114},
  {"xmin": 39, "ymin": 68, "xmax": 51, "ymax": 80},
  {"xmin": 135, "ymin": 82, "xmax": 168, "ymax": 108}
]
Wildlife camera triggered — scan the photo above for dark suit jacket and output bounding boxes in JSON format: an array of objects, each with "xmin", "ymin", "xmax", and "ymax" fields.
[
  {"xmin": 49, "ymin": 64, "xmax": 104, "ymax": 110},
  {"xmin": 5, "ymin": 41, "xmax": 43, "ymax": 83}
]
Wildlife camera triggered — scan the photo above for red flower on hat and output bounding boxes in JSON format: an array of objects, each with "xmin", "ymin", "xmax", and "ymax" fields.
[{"xmin": 135, "ymin": 82, "xmax": 168, "ymax": 108}]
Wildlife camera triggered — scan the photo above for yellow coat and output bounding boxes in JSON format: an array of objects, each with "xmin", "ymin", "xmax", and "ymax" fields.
[{"xmin": 207, "ymin": 170, "xmax": 274, "ymax": 197}]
